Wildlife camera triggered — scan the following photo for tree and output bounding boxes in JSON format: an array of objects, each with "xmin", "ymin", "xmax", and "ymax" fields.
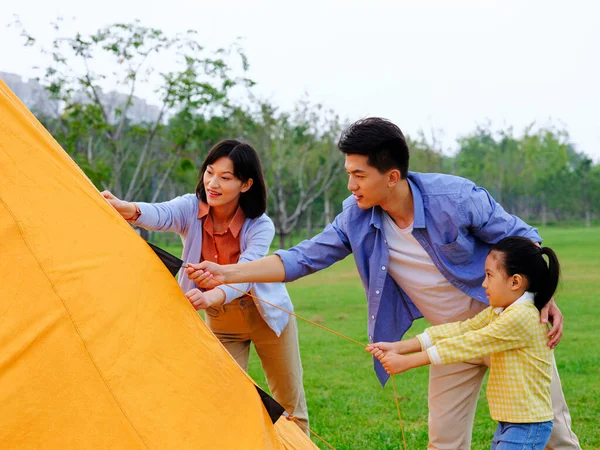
[
  {"xmin": 250, "ymin": 100, "xmax": 344, "ymax": 248},
  {"xmin": 18, "ymin": 18, "xmax": 252, "ymax": 201}
]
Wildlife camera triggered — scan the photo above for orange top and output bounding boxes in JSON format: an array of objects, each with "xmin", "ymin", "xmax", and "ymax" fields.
[{"xmin": 198, "ymin": 200, "xmax": 246, "ymax": 265}]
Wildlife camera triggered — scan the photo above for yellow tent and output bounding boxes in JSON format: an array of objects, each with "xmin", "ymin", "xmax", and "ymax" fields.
[{"xmin": 0, "ymin": 80, "xmax": 317, "ymax": 449}]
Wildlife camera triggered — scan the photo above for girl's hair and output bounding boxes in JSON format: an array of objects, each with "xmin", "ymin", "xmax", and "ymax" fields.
[
  {"xmin": 491, "ymin": 236, "xmax": 561, "ymax": 311},
  {"xmin": 195, "ymin": 139, "xmax": 267, "ymax": 219}
]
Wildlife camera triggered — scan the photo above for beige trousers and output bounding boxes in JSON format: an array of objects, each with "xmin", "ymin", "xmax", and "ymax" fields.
[
  {"xmin": 205, "ymin": 297, "xmax": 309, "ymax": 432},
  {"xmin": 428, "ymin": 355, "xmax": 581, "ymax": 449}
]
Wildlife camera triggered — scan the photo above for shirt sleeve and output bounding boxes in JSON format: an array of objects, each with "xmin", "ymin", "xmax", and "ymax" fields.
[
  {"xmin": 219, "ymin": 218, "xmax": 275, "ymax": 304},
  {"xmin": 430, "ymin": 307, "xmax": 534, "ymax": 365},
  {"xmin": 275, "ymin": 211, "xmax": 352, "ymax": 282},
  {"xmin": 133, "ymin": 194, "xmax": 196, "ymax": 235},
  {"xmin": 462, "ymin": 181, "xmax": 542, "ymax": 244}
]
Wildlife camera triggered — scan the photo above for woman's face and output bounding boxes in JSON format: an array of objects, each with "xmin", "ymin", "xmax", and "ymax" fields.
[{"xmin": 203, "ymin": 157, "xmax": 252, "ymax": 209}]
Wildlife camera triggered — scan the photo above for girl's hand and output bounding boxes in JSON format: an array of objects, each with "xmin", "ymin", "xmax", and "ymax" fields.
[
  {"xmin": 366, "ymin": 340, "xmax": 416, "ymax": 355},
  {"xmin": 366, "ymin": 342, "xmax": 396, "ymax": 360},
  {"xmin": 379, "ymin": 353, "xmax": 413, "ymax": 375}
]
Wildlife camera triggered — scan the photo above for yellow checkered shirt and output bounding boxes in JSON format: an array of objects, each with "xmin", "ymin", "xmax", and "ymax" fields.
[{"xmin": 420, "ymin": 300, "xmax": 553, "ymax": 423}]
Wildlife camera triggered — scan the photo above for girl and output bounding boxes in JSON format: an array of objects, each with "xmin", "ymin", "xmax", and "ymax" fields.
[
  {"xmin": 102, "ymin": 140, "xmax": 309, "ymax": 430},
  {"xmin": 367, "ymin": 236, "xmax": 560, "ymax": 449}
]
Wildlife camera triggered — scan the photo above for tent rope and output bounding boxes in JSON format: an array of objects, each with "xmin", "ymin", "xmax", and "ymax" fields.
[
  {"xmin": 219, "ymin": 282, "xmax": 408, "ymax": 450},
  {"xmin": 284, "ymin": 413, "xmax": 336, "ymax": 450}
]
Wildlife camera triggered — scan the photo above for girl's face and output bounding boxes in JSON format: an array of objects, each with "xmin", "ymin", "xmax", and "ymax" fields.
[
  {"xmin": 203, "ymin": 157, "xmax": 252, "ymax": 209},
  {"xmin": 482, "ymin": 251, "xmax": 523, "ymax": 308}
]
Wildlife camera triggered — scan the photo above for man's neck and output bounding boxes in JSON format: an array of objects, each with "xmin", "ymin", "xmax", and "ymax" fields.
[{"xmin": 380, "ymin": 180, "xmax": 414, "ymax": 229}]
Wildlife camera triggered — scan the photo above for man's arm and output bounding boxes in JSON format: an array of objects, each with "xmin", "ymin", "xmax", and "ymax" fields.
[
  {"xmin": 464, "ymin": 182, "xmax": 541, "ymax": 244},
  {"xmin": 187, "ymin": 254, "xmax": 286, "ymax": 285},
  {"xmin": 188, "ymin": 211, "xmax": 352, "ymax": 285}
]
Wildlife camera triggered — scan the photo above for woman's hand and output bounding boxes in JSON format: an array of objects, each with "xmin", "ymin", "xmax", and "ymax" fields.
[
  {"xmin": 185, "ymin": 288, "xmax": 225, "ymax": 310},
  {"xmin": 101, "ymin": 190, "xmax": 136, "ymax": 220}
]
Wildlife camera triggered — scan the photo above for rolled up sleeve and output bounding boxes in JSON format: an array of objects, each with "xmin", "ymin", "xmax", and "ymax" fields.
[{"xmin": 275, "ymin": 212, "xmax": 352, "ymax": 282}]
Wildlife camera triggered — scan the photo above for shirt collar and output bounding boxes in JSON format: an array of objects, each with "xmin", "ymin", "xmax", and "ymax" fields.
[
  {"xmin": 494, "ymin": 291, "xmax": 535, "ymax": 315},
  {"xmin": 370, "ymin": 174, "xmax": 425, "ymax": 230},
  {"xmin": 197, "ymin": 201, "xmax": 245, "ymax": 238},
  {"xmin": 407, "ymin": 175, "xmax": 426, "ymax": 229}
]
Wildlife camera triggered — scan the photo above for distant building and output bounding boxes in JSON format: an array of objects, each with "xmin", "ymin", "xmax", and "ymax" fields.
[{"xmin": 1, "ymin": 71, "xmax": 161, "ymax": 124}]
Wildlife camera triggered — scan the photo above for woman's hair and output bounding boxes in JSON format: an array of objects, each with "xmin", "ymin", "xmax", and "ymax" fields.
[
  {"xmin": 491, "ymin": 236, "xmax": 561, "ymax": 310},
  {"xmin": 195, "ymin": 139, "xmax": 267, "ymax": 219}
]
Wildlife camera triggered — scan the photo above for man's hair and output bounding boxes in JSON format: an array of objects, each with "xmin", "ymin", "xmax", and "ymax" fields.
[{"xmin": 338, "ymin": 117, "xmax": 409, "ymax": 178}]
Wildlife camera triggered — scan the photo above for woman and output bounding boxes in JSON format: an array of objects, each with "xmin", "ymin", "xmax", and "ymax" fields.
[{"xmin": 101, "ymin": 140, "xmax": 309, "ymax": 430}]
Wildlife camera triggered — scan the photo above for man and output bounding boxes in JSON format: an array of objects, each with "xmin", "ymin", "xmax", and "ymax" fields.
[{"xmin": 188, "ymin": 118, "xmax": 580, "ymax": 449}]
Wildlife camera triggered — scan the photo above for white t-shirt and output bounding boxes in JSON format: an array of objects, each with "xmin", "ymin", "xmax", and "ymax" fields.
[{"xmin": 382, "ymin": 212, "xmax": 486, "ymax": 325}]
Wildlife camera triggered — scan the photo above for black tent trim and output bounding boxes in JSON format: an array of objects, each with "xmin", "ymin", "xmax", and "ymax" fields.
[
  {"xmin": 147, "ymin": 243, "xmax": 286, "ymax": 424},
  {"xmin": 255, "ymin": 385, "xmax": 286, "ymax": 424}
]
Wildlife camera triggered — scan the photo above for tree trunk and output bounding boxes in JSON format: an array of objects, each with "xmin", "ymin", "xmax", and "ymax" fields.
[
  {"xmin": 585, "ymin": 205, "xmax": 591, "ymax": 228},
  {"xmin": 306, "ymin": 204, "xmax": 313, "ymax": 240},
  {"xmin": 279, "ymin": 231, "xmax": 286, "ymax": 250},
  {"xmin": 324, "ymin": 192, "xmax": 332, "ymax": 225},
  {"xmin": 541, "ymin": 192, "xmax": 547, "ymax": 227}
]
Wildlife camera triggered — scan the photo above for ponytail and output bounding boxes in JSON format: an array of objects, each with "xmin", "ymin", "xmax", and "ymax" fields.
[
  {"xmin": 536, "ymin": 247, "xmax": 561, "ymax": 310},
  {"xmin": 491, "ymin": 237, "xmax": 561, "ymax": 311}
]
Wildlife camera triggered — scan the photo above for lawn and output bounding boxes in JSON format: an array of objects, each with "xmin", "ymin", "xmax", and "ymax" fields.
[{"xmin": 158, "ymin": 227, "xmax": 600, "ymax": 449}]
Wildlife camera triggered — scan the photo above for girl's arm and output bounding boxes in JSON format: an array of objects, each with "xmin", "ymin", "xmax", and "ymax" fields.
[
  {"xmin": 422, "ymin": 307, "xmax": 492, "ymax": 347},
  {"xmin": 430, "ymin": 306, "xmax": 534, "ymax": 365},
  {"xmin": 366, "ymin": 337, "xmax": 422, "ymax": 356},
  {"xmin": 377, "ymin": 350, "xmax": 431, "ymax": 375}
]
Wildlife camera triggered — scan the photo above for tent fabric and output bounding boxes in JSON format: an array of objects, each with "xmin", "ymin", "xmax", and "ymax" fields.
[{"xmin": 0, "ymin": 79, "xmax": 318, "ymax": 450}]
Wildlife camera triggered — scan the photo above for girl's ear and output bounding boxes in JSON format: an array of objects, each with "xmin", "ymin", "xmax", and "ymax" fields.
[
  {"xmin": 241, "ymin": 178, "xmax": 253, "ymax": 193},
  {"xmin": 510, "ymin": 274, "xmax": 525, "ymax": 291}
]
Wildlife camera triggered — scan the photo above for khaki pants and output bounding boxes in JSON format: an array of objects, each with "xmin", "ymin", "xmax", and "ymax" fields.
[
  {"xmin": 205, "ymin": 298, "xmax": 309, "ymax": 432},
  {"xmin": 428, "ymin": 355, "xmax": 581, "ymax": 449}
]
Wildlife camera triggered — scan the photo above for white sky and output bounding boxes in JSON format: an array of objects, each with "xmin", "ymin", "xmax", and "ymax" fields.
[{"xmin": 2, "ymin": 0, "xmax": 599, "ymax": 160}]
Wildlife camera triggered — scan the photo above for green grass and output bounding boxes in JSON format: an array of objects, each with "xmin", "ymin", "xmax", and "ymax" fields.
[{"xmin": 156, "ymin": 228, "xmax": 600, "ymax": 449}]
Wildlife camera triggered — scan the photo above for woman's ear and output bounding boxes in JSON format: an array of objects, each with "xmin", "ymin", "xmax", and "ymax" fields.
[{"xmin": 241, "ymin": 178, "xmax": 253, "ymax": 193}]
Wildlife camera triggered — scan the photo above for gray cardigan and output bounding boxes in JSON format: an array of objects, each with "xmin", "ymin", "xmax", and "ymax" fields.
[{"xmin": 134, "ymin": 194, "xmax": 293, "ymax": 336}]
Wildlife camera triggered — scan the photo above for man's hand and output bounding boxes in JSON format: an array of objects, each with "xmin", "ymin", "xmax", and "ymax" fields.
[
  {"xmin": 186, "ymin": 262, "xmax": 226, "ymax": 288},
  {"xmin": 541, "ymin": 297, "xmax": 563, "ymax": 348}
]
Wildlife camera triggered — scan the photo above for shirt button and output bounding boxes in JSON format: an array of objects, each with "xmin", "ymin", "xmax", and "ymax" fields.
[
  {"xmin": 375, "ymin": 290, "xmax": 380, "ymax": 295},
  {"xmin": 384, "ymin": 240, "xmax": 387, "ymax": 244},
  {"xmin": 369, "ymin": 335, "xmax": 373, "ymax": 341},
  {"xmin": 381, "ymin": 266, "xmax": 386, "ymax": 271},
  {"xmin": 371, "ymin": 314, "xmax": 375, "ymax": 320},
  {"xmin": 214, "ymin": 254, "xmax": 218, "ymax": 258}
]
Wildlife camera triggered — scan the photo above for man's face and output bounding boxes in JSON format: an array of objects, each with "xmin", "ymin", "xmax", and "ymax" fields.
[{"xmin": 344, "ymin": 154, "xmax": 390, "ymax": 209}]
